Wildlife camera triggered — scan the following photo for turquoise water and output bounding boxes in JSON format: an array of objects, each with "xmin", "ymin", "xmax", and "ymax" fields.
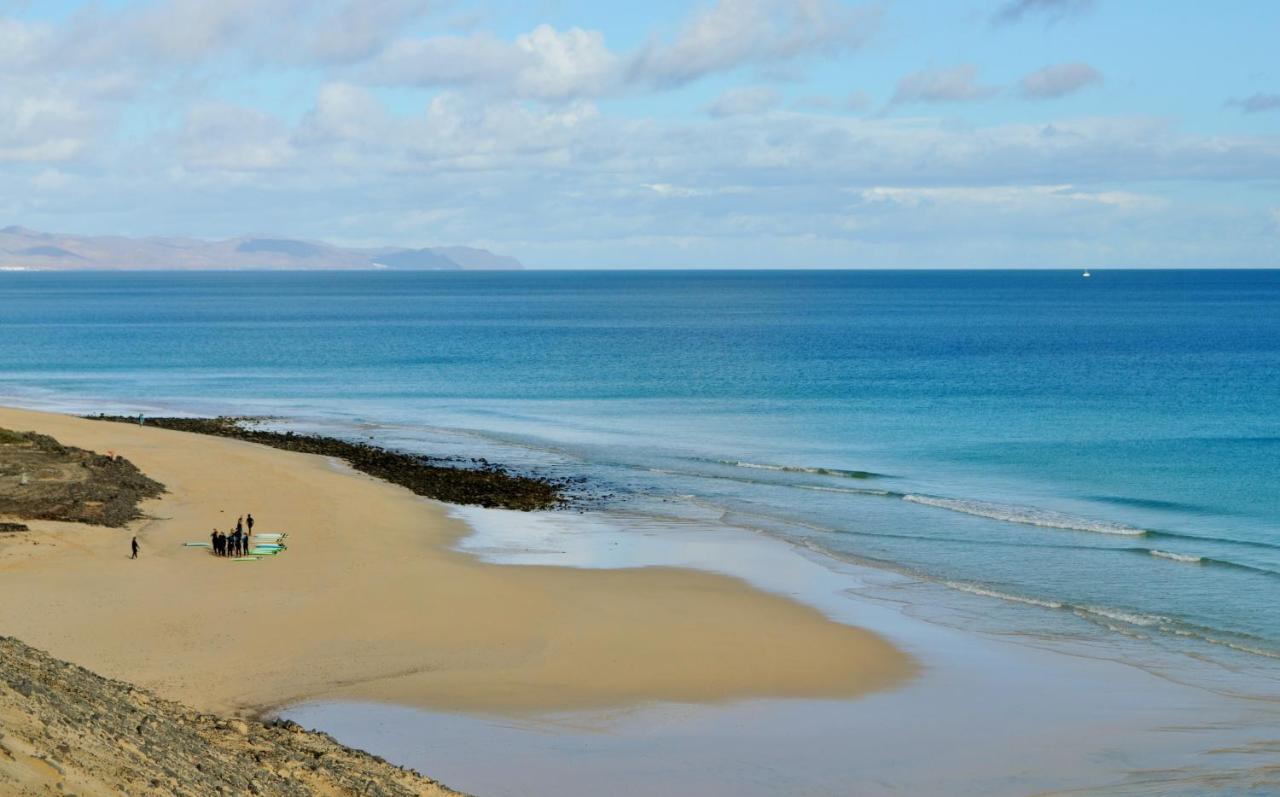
[{"xmin": 2, "ymin": 270, "xmax": 1278, "ymax": 674}]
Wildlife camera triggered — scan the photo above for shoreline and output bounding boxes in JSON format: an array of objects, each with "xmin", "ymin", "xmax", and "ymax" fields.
[
  {"xmin": 1, "ymin": 402, "xmax": 1278, "ymax": 794},
  {"xmin": 0, "ymin": 404, "xmax": 914, "ymax": 718},
  {"xmin": 285, "ymin": 504, "xmax": 1280, "ymax": 796},
  {"xmin": 11, "ymin": 386, "xmax": 1274, "ymax": 679},
  {"xmin": 87, "ymin": 414, "xmax": 573, "ymax": 511}
]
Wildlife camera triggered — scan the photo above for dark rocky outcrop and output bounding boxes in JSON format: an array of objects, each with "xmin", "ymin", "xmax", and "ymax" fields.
[
  {"xmin": 0, "ymin": 429, "xmax": 165, "ymax": 527},
  {"xmin": 91, "ymin": 416, "xmax": 567, "ymax": 511}
]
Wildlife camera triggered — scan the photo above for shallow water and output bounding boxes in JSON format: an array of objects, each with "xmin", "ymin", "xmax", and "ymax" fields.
[{"xmin": 286, "ymin": 507, "xmax": 1280, "ymax": 797}]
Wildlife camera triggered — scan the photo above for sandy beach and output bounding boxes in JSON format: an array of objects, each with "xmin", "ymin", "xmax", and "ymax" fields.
[{"xmin": 0, "ymin": 405, "xmax": 913, "ymax": 717}]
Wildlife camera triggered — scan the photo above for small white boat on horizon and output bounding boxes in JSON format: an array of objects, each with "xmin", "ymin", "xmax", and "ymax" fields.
[{"xmin": 1082, "ymin": 270, "xmax": 1092, "ymax": 278}]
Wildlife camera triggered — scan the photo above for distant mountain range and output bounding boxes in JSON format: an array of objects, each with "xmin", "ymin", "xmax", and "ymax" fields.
[{"xmin": 0, "ymin": 227, "xmax": 522, "ymax": 271}]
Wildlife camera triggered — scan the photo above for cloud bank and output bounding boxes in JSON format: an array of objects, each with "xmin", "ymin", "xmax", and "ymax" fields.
[{"xmin": 0, "ymin": 0, "xmax": 1276, "ymax": 268}]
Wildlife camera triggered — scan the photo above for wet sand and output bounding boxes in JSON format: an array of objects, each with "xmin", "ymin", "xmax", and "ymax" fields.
[
  {"xmin": 280, "ymin": 505, "xmax": 1280, "ymax": 797},
  {"xmin": 0, "ymin": 405, "xmax": 912, "ymax": 717}
]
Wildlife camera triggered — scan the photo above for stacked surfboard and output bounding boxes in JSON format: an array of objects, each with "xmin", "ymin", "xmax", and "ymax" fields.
[
  {"xmin": 182, "ymin": 532, "xmax": 288, "ymax": 561},
  {"xmin": 247, "ymin": 533, "xmax": 288, "ymax": 557}
]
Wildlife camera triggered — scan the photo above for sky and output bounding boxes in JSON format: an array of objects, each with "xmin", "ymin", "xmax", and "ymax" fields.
[{"xmin": 1, "ymin": 0, "xmax": 1277, "ymax": 268}]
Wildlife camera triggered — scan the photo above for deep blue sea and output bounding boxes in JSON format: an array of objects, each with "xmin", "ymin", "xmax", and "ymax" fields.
[{"xmin": 2, "ymin": 270, "xmax": 1278, "ymax": 678}]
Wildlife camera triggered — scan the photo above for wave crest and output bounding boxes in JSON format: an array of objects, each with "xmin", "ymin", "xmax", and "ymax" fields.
[
  {"xmin": 902, "ymin": 494, "xmax": 1147, "ymax": 536},
  {"xmin": 1150, "ymin": 549, "xmax": 1203, "ymax": 564},
  {"xmin": 719, "ymin": 460, "xmax": 880, "ymax": 479},
  {"xmin": 942, "ymin": 581, "xmax": 1064, "ymax": 609}
]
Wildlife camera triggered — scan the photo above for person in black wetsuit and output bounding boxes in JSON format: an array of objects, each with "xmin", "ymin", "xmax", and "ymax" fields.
[
  {"xmin": 130, "ymin": 536, "xmax": 139, "ymax": 559},
  {"xmin": 210, "ymin": 529, "xmax": 218, "ymax": 555}
]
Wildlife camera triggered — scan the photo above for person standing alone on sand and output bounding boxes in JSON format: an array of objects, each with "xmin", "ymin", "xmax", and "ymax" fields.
[
  {"xmin": 246, "ymin": 513, "xmax": 254, "ymax": 539},
  {"xmin": 130, "ymin": 536, "xmax": 139, "ymax": 559}
]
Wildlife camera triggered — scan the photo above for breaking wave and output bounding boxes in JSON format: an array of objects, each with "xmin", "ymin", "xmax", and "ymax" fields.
[
  {"xmin": 940, "ymin": 580, "xmax": 1280, "ymax": 660},
  {"xmin": 942, "ymin": 581, "xmax": 1064, "ymax": 609},
  {"xmin": 716, "ymin": 460, "xmax": 881, "ymax": 479},
  {"xmin": 902, "ymin": 494, "xmax": 1147, "ymax": 536},
  {"xmin": 1150, "ymin": 549, "xmax": 1203, "ymax": 564}
]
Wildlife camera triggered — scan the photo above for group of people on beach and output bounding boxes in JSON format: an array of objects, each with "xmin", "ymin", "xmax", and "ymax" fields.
[{"xmin": 211, "ymin": 514, "xmax": 254, "ymax": 558}]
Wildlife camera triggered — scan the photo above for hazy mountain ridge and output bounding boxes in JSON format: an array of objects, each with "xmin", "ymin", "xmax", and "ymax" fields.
[{"xmin": 0, "ymin": 227, "xmax": 522, "ymax": 271}]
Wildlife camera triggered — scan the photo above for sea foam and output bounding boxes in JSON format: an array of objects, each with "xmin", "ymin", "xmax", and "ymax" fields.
[
  {"xmin": 719, "ymin": 460, "xmax": 879, "ymax": 479},
  {"xmin": 942, "ymin": 581, "xmax": 1064, "ymax": 609},
  {"xmin": 903, "ymin": 494, "xmax": 1147, "ymax": 536},
  {"xmin": 1149, "ymin": 549, "xmax": 1203, "ymax": 564}
]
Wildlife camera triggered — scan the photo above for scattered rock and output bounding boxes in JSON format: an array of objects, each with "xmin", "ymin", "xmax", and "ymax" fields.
[{"xmin": 0, "ymin": 636, "xmax": 466, "ymax": 796}]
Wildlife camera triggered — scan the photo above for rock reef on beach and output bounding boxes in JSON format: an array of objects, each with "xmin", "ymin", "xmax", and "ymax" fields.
[
  {"xmin": 91, "ymin": 415, "xmax": 569, "ymax": 511},
  {"xmin": 0, "ymin": 428, "xmax": 165, "ymax": 527}
]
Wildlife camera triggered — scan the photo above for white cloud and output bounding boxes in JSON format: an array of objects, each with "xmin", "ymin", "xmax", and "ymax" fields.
[
  {"xmin": 5, "ymin": 0, "xmax": 437, "ymax": 72},
  {"xmin": 891, "ymin": 64, "xmax": 999, "ymax": 104},
  {"xmin": 1228, "ymin": 93, "xmax": 1280, "ymax": 114},
  {"xmin": 511, "ymin": 25, "xmax": 621, "ymax": 101},
  {"xmin": 644, "ymin": 183, "xmax": 707, "ymax": 198},
  {"xmin": 366, "ymin": 25, "xmax": 620, "ymax": 101},
  {"xmin": 631, "ymin": 0, "xmax": 880, "ymax": 87},
  {"xmin": 1020, "ymin": 62, "xmax": 1102, "ymax": 99},
  {"xmin": 0, "ymin": 1, "xmax": 1276, "ymax": 268},
  {"xmin": 0, "ymin": 16, "xmax": 52, "ymax": 70},
  {"xmin": 365, "ymin": 32, "xmax": 525, "ymax": 86},
  {"xmin": 857, "ymin": 184, "xmax": 1162, "ymax": 210},
  {"xmin": 180, "ymin": 102, "xmax": 296, "ymax": 172},
  {"xmin": 845, "ymin": 90, "xmax": 872, "ymax": 111},
  {"xmin": 303, "ymin": 82, "xmax": 389, "ymax": 143},
  {"xmin": 28, "ymin": 169, "xmax": 75, "ymax": 192},
  {"xmin": 365, "ymin": 1, "xmax": 879, "ymax": 101},
  {"xmin": 307, "ymin": 0, "xmax": 437, "ymax": 63},
  {"xmin": 0, "ymin": 89, "xmax": 97, "ymax": 163},
  {"xmin": 993, "ymin": 0, "xmax": 1094, "ymax": 25},
  {"xmin": 706, "ymin": 86, "xmax": 781, "ymax": 117},
  {"xmin": 792, "ymin": 90, "xmax": 871, "ymax": 113},
  {"xmin": 62, "ymin": 0, "xmax": 310, "ymax": 66}
]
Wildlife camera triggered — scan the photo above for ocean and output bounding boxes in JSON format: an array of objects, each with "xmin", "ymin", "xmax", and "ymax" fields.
[{"xmin": 2, "ymin": 269, "xmax": 1278, "ymax": 690}]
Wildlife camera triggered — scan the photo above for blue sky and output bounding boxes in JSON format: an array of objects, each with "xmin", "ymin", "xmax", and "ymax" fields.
[{"xmin": 1, "ymin": 0, "xmax": 1277, "ymax": 267}]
